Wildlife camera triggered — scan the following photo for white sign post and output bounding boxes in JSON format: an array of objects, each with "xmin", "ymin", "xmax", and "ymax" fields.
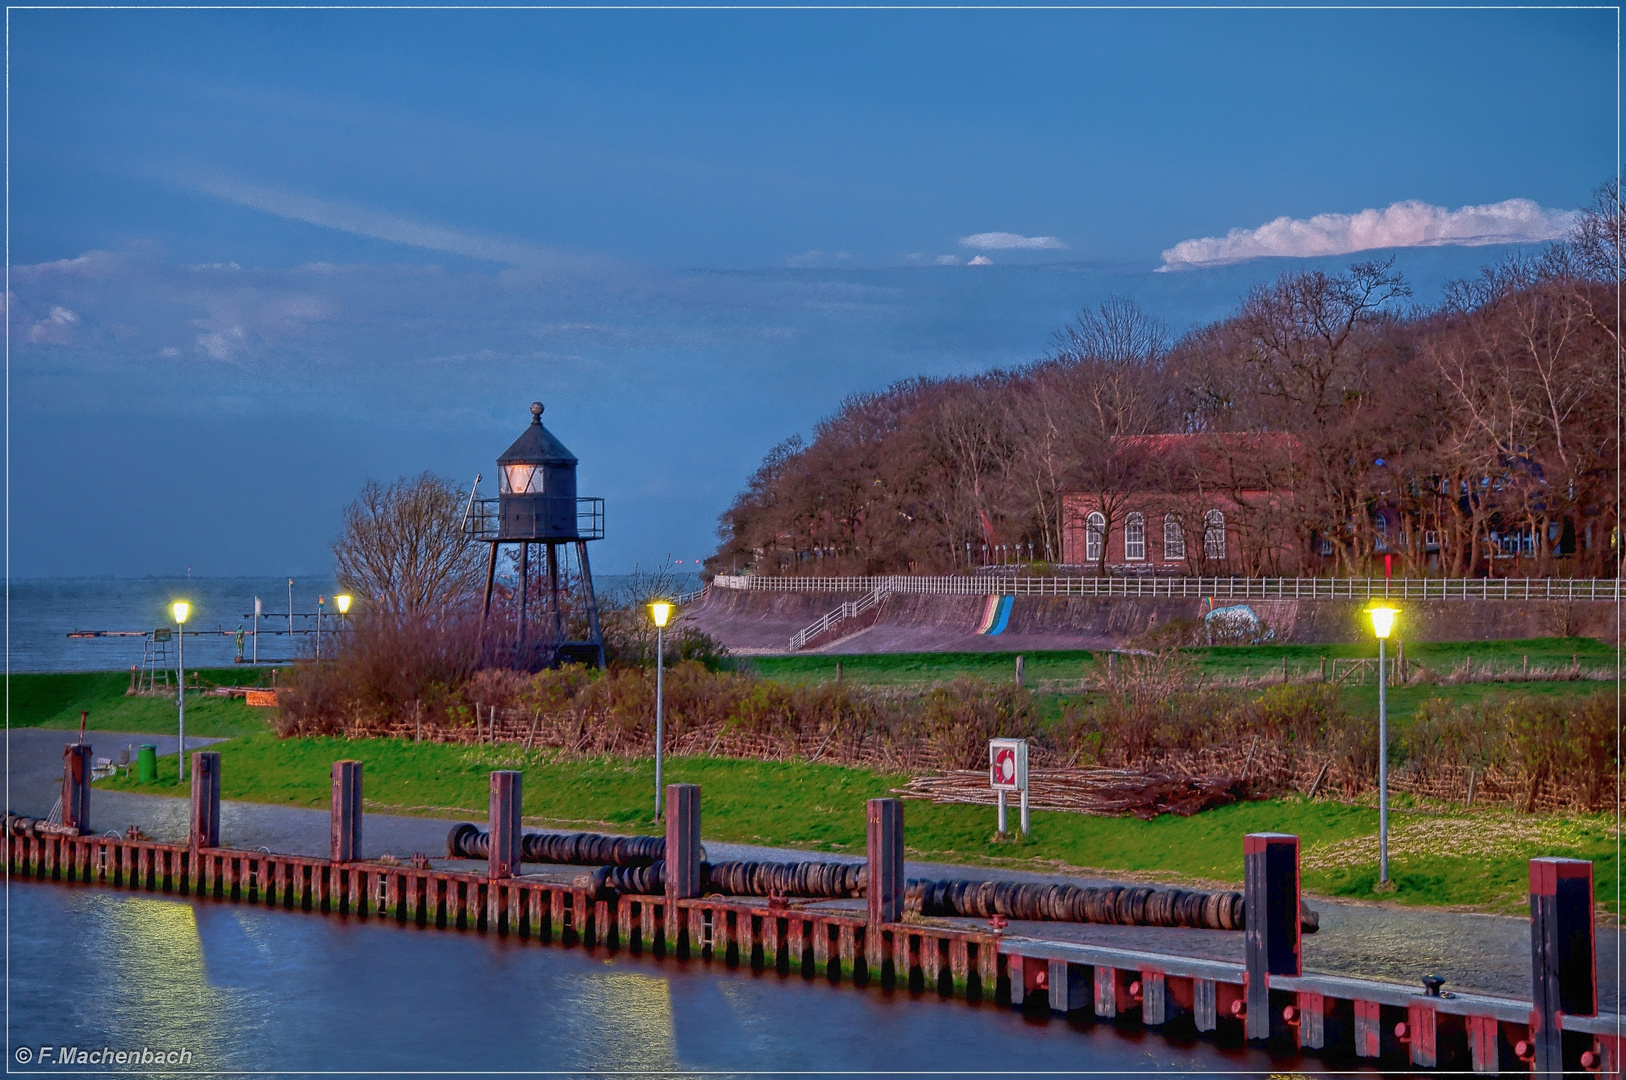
[{"xmin": 988, "ymin": 737, "xmax": 1029, "ymax": 837}]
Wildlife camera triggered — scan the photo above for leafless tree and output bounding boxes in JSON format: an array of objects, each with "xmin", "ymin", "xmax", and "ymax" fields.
[{"xmin": 333, "ymin": 473, "xmax": 485, "ymax": 615}]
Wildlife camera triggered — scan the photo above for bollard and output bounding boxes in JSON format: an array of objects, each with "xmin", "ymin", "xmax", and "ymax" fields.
[
  {"xmin": 331, "ymin": 760, "xmax": 363, "ymax": 863},
  {"xmin": 488, "ymin": 771, "xmax": 522, "ymax": 879},
  {"xmin": 137, "ymin": 744, "xmax": 157, "ymax": 783},
  {"xmin": 190, "ymin": 751, "xmax": 222, "ymax": 854},
  {"xmin": 1243, "ymin": 832, "xmax": 1301, "ymax": 1041},
  {"xmin": 665, "ymin": 783, "xmax": 702, "ymax": 894},
  {"xmin": 62, "ymin": 744, "xmax": 92, "ymax": 834},
  {"xmin": 1530, "ymin": 857, "xmax": 1596, "ymax": 1074},
  {"xmin": 866, "ymin": 798, "xmax": 904, "ymax": 925},
  {"xmin": 1014, "ymin": 655, "xmax": 1024, "ymax": 688}
]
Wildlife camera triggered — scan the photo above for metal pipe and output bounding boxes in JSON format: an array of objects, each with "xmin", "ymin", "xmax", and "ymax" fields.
[
  {"xmin": 654, "ymin": 623, "xmax": 665, "ymax": 821},
  {"xmin": 1378, "ymin": 636, "xmax": 1389, "ymax": 884},
  {"xmin": 176, "ymin": 616, "xmax": 186, "ymax": 782}
]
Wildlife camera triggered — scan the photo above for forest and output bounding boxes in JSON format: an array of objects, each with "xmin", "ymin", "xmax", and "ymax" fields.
[{"xmin": 711, "ymin": 182, "xmax": 1620, "ymax": 580}]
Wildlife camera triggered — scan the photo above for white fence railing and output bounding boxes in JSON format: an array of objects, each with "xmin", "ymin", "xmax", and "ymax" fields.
[
  {"xmin": 710, "ymin": 574, "xmax": 1622, "ymax": 603},
  {"xmin": 788, "ymin": 588, "xmax": 892, "ymax": 650}
]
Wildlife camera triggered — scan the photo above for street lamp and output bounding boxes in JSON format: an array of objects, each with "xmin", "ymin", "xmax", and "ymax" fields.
[
  {"xmin": 1368, "ymin": 603, "xmax": 1398, "ymax": 887},
  {"xmin": 316, "ymin": 595, "xmax": 326, "ymax": 658},
  {"xmin": 172, "ymin": 600, "xmax": 190, "ymax": 782},
  {"xmin": 650, "ymin": 600, "xmax": 672, "ymax": 821},
  {"xmin": 335, "ymin": 593, "xmax": 352, "ymax": 630}
]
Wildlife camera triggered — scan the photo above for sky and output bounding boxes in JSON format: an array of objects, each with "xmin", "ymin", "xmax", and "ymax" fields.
[{"xmin": 5, "ymin": 7, "xmax": 1616, "ymax": 579}]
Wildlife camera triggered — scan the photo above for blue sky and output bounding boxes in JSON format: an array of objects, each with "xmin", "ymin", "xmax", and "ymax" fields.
[{"xmin": 6, "ymin": 7, "xmax": 1616, "ymax": 578}]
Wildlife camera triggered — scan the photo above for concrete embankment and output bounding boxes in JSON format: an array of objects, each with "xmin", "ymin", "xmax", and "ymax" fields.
[{"xmin": 684, "ymin": 586, "xmax": 1618, "ymax": 654}]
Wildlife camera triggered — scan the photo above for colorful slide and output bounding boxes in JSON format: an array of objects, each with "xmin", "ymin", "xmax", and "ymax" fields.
[{"xmin": 976, "ymin": 594, "xmax": 1014, "ymax": 636}]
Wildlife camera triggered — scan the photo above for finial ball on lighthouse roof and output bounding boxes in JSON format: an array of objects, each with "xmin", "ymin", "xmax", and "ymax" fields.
[{"xmin": 531, "ymin": 401, "xmax": 544, "ymax": 420}]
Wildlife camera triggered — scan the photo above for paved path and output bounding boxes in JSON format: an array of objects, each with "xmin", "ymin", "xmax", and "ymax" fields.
[
  {"xmin": 63, "ymin": 786, "xmax": 1619, "ymax": 1012},
  {"xmin": 6, "ymin": 728, "xmax": 225, "ymax": 820}
]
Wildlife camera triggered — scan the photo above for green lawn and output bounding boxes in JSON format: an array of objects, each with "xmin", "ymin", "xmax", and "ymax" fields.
[
  {"xmin": 9, "ymin": 667, "xmax": 277, "ymax": 738},
  {"xmin": 94, "ymin": 729, "xmax": 1617, "ymax": 917}
]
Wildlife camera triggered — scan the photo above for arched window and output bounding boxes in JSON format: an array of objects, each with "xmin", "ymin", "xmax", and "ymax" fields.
[
  {"xmin": 1085, "ymin": 512, "xmax": 1106, "ymax": 562},
  {"xmin": 1204, "ymin": 510, "xmax": 1227, "ymax": 560},
  {"xmin": 1164, "ymin": 514, "xmax": 1185, "ymax": 561},
  {"xmin": 1124, "ymin": 513, "xmax": 1146, "ymax": 561},
  {"xmin": 1374, "ymin": 514, "xmax": 1389, "ymax": 552}
]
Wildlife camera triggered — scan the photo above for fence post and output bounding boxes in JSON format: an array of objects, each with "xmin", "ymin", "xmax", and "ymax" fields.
[
  {"xmin": 331, "ymin": 760, "xmax": 363, "ymax": 863},
  {"xmin": 1244, "ymin": 833, "xmax": 1301, "ymax": 1041},
  {"xmin": 1530, "ymin": 857, "xmax": 1596, "ymax": 1074},
  {"xmin": 665, "ymin": 783, "xmax": 702, "ymax": 950},
  {"xmin": 488, "ymin": 770, "xmax": 522, "ymax": 879},
  {"xmin": 867, "ymin": 798, "xmax": 904, "ymax": 925},
  {"xmin": 190, "ymin": 751, "xmax": 222, "ymax": 855},
  {"xmin": 61, "ymin": 743, "xmax": 92, "ymax": 834}
]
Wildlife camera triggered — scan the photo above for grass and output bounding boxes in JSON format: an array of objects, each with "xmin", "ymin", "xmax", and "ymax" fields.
[
  {"xmin": 94, "ymin": 728, "xmax": 1618, "ymax": 917},
  {"xmin": 749, "ymin": 638, "xmax": 1614, "ymax": 686},
  {"xmin": 8, "ymin": 667, "xmax": 277, "ymax": 738}
]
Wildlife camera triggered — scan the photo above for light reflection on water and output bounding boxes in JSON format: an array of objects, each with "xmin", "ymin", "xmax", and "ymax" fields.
[{"xmin": 9, "ymin": 881, "xmax": 1293, "ymax": 1077}]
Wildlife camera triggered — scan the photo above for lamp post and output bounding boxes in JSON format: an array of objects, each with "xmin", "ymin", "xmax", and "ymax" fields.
[
  {"xmin": 316, "ymin": 595, "xmax": 325, "ymax": 658},
  {"xmin": 172, "ymin": 600, "xmax": 190, "ymax": 781},
  {"xmin": 1368, "ymin": 604, "xmax": 1398, "ymax": 886},
  {"xmin": 335, "ymin": 593, "xmax": 352, "ymax": 633},
  {"xmin": 650, "ymin": 600, "xmax": 672, "ymax": 821}
]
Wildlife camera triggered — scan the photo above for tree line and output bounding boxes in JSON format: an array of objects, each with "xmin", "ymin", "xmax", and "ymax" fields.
[{"xmin": 711, "ymin": 182, "xmax": 1620, "ymax": 579}]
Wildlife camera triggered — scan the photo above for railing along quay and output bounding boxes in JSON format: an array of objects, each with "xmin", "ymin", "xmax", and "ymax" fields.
[
  {"xmin": 13, "ymin": 745, "xmax": 1621, "ymax": 1075},
  {"xmin": 711, "ymin": 574, "xmax": 1622, "ymax": 602}
]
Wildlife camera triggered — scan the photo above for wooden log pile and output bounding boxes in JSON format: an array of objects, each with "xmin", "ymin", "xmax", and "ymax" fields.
[{"xmin": 894, "ymin": 768, "xmax": 1248, "ymax": 821}]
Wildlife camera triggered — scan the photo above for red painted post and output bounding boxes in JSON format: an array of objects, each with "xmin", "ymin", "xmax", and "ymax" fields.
[
  {"xmin": 331, "ymin": 760, "xmax": 362, "ymax": 862},
  {"xmin": 1530, "ymin": 857, "xmax": 1597, "ymax": 1074},
  {"xmin": 665, "ymin": 784, "xmax": 701, "ymax": 952},
  {"xmin": 1244, "ymin": 832, "xmax": 1301, "ymax": 1040},
  {"xmin": 488, "ymin": 771, "xmax": 522, "ymax": 879},
  {"xmin": 62, "ymin": 744, "xmax": 92, "ymax": 834},
  {"xmin": 189, "ymin": 752, "xmax": 222, "ymax": 859},
  {"xmin": 866, "ymin": 798, "xmax": 904, "ymax": 925}
]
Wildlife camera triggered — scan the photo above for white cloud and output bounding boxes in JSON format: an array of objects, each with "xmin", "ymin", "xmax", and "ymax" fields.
[
  {"xmin": 933, "ymin": 255, "xmax": 961, "ymax": 266},
  {"xmin": 1159, "ymin": 198, "xmax": 1579, "ymax": 271},
  {"xmin": 196, "ymin": 326, "xmax": 249, "ymax": 360},
  {"xmin": 960, "ymin": 231, "xmax": 1066, "ymax": 251},
  {"xmin": 967, "ymin": 255, "xmax": 994, "ymax": 266},
  {"xmin": 28, "ymin": 306, "xmax": 81, "ymax": 344}
]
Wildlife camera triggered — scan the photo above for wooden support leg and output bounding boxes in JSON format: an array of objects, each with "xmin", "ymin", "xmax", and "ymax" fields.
[
  {"xmin": 1194, "ymin": 979, "xmax": 1218, "ymax": 1033},
  {"xmin": 1354, "ymin": 999, "xmax": 1382, "ymax": 1058},
  {"xmin": 1140, "ymin": 970, "xmax": 1168, "ymax": 1026}
]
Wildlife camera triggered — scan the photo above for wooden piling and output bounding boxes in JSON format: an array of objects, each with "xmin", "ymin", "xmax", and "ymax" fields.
[
  {"xmin": 1530, "ymin": 857, "xmax": 1596, "ymax": 1074},
  {"xmin": 488, "ymin": 771, "xmax": 522, "ymax": 879},
  {"xmin": 62, "ymin": 744, "xmax": 92, "ymax": 834},
  {"xmin": 867, "ymin": 798, "xmax": 904, "ymax": 925},
  {"xmin": 1243, "ymin": 832, "xmax": 1301, "ymax": 1041},
  {"xmin": 330, "ymin": 760, "xmax": 363, "ymax": 863},
  {"xmin": 189, "ymin": 751, "xmax": 222, "ymax": 859}
]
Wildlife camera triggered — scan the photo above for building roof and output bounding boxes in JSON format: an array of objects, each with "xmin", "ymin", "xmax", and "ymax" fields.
[
  {"xmin": 498, "ymin": 402, "xmax": 578, "ymax": 466},
  {"xmin": 1061, "ymin": 431, "xmax": 1301, "ymax": 494}
]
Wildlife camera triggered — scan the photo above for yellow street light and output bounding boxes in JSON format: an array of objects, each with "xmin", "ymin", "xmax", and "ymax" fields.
[
  {"xmin": 334, "ymin": 594, "xmax": 353, "ymax": 614},
  {"xmin": 1366, "ymin": 603, "xmax": 1400, "ymax": 887},
  {"xmin": 650, "ymin": 599, "xmax": 673, "ymax": 820},
  {"xmin": 1368, "ymin": 604, "xmax": 1397, "ymax": 640},
  {"xmin": 171, "ymin": 600, "xmax": 190, "ymax": 782}
]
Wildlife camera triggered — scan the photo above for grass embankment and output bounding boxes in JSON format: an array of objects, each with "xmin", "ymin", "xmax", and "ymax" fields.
[
  {"xmin": 8, "ymin": 667, "xmax": 275, "ymax": 738},
  {"xmin": 11, "ymin": 659, "xmax": 1616, "ymax": 917}
]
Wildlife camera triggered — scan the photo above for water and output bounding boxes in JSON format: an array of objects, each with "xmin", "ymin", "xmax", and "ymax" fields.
[
  {"xmin": 6, "ymin": 573, "xmax": 701, "ymax": 673},
  {"xmin": 7, "ymin": 881, "xmax": 1293, "ymax": 1076}
]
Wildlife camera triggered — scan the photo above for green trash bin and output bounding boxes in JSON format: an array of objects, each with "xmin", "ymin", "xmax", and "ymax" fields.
[{"xmin": 138, "ymin": 744, "xmax": 158, "ymax": 783}]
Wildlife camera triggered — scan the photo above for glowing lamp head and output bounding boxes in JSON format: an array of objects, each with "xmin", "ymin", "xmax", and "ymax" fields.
[
  {"xmin": 650, "ymin": 601, "xmax": 672, "ymax": 628},
  {"xmin": 335, "ymin": 594, "xmax": 352, "ymax": 614},
  {"xmin": 172, "ymin": 601, "xmax": 191, "ymax": 625},
  {"xmin": 1367, "ymin": 605, "xmax": 1398, "ymax": 640}
]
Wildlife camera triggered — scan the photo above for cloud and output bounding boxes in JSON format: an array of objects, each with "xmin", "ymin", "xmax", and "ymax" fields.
[
  {"xmin": 1159, "ymin": 198, "xmax": 1579, "ymax": 271},
  {"xmin": 176, "ymin": 171, "xmax": 577, "ymax": 269},
  {"xmin": 933, "ymin": 255, "xmax": 961, "ymax": 266},
  {"xmin": 28, "ymin": 306, "xmax": 81, "ymax": 344},
  {"xmin": 960, "ymin": 231, "xmax": 1066, "ymax": 251},
  {"xmin": 967, "ymin": 255, "xmax": 993, "ymax": 266}
]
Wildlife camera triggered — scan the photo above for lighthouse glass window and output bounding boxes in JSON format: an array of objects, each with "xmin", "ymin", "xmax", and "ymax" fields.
[{"xmin": 500, "ymin": 464, "xmax": 544, "ymax": 494}]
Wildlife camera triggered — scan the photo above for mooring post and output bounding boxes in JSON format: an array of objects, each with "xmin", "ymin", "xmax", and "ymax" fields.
[
  {"xmin": 330, "ymin": 760, "xmax": 363, "ymax": 863},
  {"xmin": 665, "ymin": 784, "xmax": 702, "ymax": 950},
  {"xmin": 866, "ymin": 797, "xmax": 904, "ymax": 925},
  {"xmin": 488, "ymin": 770, "xmax": 522, "ymax": 879},
  {"xmin": 61, "ymin": 743, "xmax": 92, "ymax": 834},
  {"xmin": 190, "ymin": 751, "xmax": 222, "ymax": 855},
  {"xmin": 1530, "ymin": 857, "xmax": 1596, "ymax": 1074},
  {"xmin": 1243, "ymin": 832, "xmax": 1301, "ymax": 1041}
]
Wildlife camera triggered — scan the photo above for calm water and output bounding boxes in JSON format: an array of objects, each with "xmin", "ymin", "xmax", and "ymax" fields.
[
  {"xmin": 6, "ymin": 574, "xmax": 701, "ymax": 673},
  {"xmin": 7, "ymin": 881, "xmax": 1294, "ymax": 1077}
]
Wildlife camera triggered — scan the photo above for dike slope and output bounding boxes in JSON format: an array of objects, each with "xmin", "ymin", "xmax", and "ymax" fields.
[{"xmin": 682, "ymin": 586, "xmax": 1618, "ymax": 654}]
